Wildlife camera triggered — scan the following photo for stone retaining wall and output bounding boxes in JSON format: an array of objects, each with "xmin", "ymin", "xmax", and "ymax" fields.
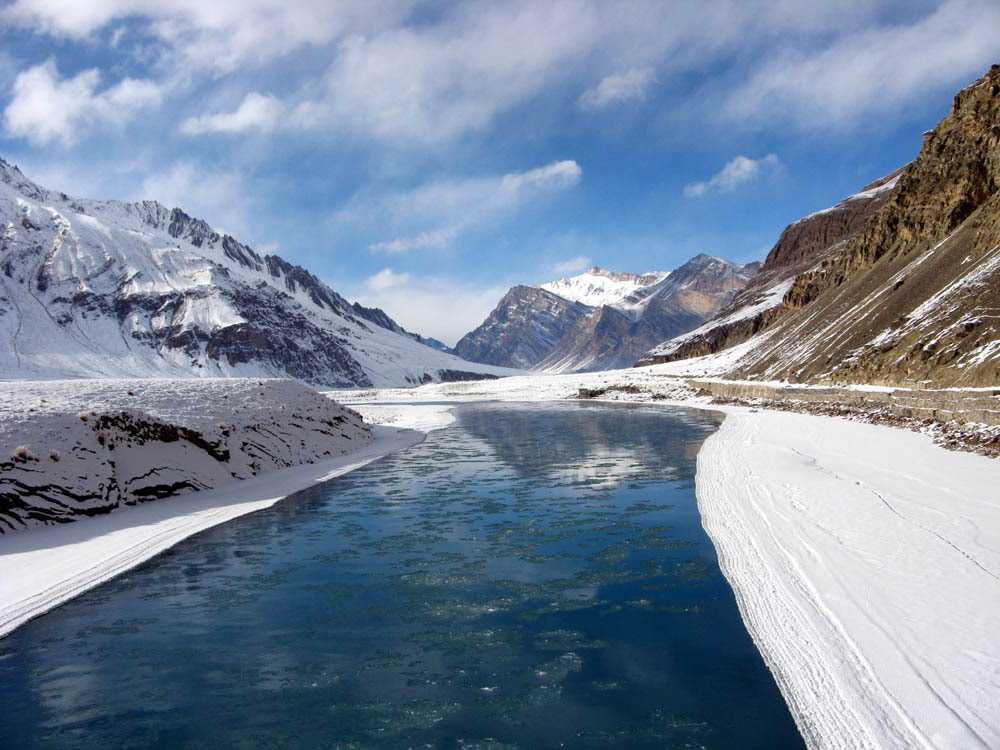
[{"xmin": 688, "ymin": 380, "xmax": 1000, "ymax": 426}]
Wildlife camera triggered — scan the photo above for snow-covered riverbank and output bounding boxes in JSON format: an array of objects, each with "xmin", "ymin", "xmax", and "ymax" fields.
[
  {"xmin": 0, "ymin": 384, "xmax": 458, "ymax": 638},
  {"xmin": 341, "ymin": 371, "xmax": 1000, "ymax": 750},
  {"xmin": 0, "ymin": 379, "xmax": 374, "ymax": 532},
  {"xmin": 699, "ymin": 408, "xmax": 1000, "ymax": 749},
  {"xmin": 0, "ymin": 425, "xmax": 430, "ymax": 638}
]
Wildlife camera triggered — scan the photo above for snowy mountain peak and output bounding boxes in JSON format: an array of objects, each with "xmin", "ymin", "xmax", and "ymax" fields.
[{"xmin": 541, "ymin": 266, "xmax": 669, "ymax": 308}]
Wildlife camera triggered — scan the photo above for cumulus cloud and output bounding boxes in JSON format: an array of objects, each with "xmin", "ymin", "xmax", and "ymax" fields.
[
  {"xmin": 354, "ymin": 160, "xmax": 582, "ymax": 254},
  {"xmin": 552, "ymin": 256, "xmax": 592, "ymax": 274},
  {"xmin": 353, "ymin": 272, "xmax": 508, "ymax": 345},
  {"xmin": 578, "ymin": 68, "xmax": 654, "ymax": 111},
  {"xmin": 683, "ymin": 153, "xmax": 780, "ymax": 198},
  {"xmin": 3, "ymin": 59, "xmax": 161, "ymax": 146},
  {"xmin": 180, "ymin": 92, "xmax": 283, "ymax": 135}
]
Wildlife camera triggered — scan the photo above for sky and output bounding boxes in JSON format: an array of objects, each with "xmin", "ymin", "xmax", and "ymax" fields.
[{"xmin": 1, "ymin": 1, "xmax": 998, "ymax": 344}]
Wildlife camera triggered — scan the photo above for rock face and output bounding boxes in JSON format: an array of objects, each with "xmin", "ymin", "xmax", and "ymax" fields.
[
  {"xmin": 643, "ymin": 65, "xmax": 1000, "ymax": 388},
  {"xmin": 456, "ymin": 256, "xmax": 757, "ymax": 372},
  {"xmin": 454, "ymin": 286, "xmax": 593, "ymax": 368},
  {"xmin": 0, "ymin": 161, "xmax": 514, "ymax": 387}
]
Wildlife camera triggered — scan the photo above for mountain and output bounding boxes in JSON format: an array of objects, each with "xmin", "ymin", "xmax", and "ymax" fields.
[
  {"xmin": 0, "ymin": 160, "xmax": 514, "ymax": 388},
  {"xmin": 641, "ymin": 171, "xmax": 901, "ymax": 365},
  {"xmin": 642, "ymin": 65, "xmax": 1000, "ymax": 388},
  {"xmin": 452, "ymin": 285, "xmax": 593, "ymax": 369},
  {"xmin": 455, "ymin": 257, "xmax": 757, "ymax": 372}
]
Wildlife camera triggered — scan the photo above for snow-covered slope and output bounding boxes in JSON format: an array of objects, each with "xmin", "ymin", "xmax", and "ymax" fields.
[
  {"xmin": 0, "ymin": 378, "xmax": 372, "ymax": 532},
  {"xmin": 0, "ymin": 159, "xmax": 515, "ymax": 387},
  {"xmin": 541, "ymin": 267, "xmax": 668, "ymax": 309}
]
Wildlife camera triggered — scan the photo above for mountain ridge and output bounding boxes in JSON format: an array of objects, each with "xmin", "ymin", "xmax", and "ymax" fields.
[
  {"xmin": 0, "ymin": 158, "xmax": 514, "ymax": 387},
  {"xmin": 455, "ymin": 253, "xmax": 757, "ymax": 372}
]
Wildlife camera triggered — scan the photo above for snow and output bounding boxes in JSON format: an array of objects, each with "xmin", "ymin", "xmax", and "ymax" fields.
[
  {"xmin": 795, "ymin": 174, "xmax": 900, "ymax": 224},
  {"xmin": 647, "ymin": 279, "xmax": 793, "ymax": 358},
  {"xmin": 846, "ymin": 174, "xmax": 901, "ymax": 202},
  {"xmin": 541, "ymin": 267, "xmax": 668, "ymax": 309},
  {"xmin": 699, "ymin": 407, "xmax": 1000, "ymax": 749},
  {"xmin": 349, "ymin": 403, "xmax": 456, "ymax": 433}
]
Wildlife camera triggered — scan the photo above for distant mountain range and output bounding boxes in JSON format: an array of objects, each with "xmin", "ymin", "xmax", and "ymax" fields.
[
  {"xmin": 0, "ymin": 160, "xmax": 514, "ymax": 388},
  {"xmin": 455, "ymin": 256, "xmax": 758, "ymax": 372},
  {"xmin": 641, "ymin": 65, "xmax": 1000, "ymax": 388}
]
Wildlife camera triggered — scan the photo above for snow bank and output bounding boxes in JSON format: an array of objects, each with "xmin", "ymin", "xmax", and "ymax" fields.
[
  {"xmin": 699, "ymin": 407, "xmax": 1000, "ymax": 749},
  {"xmin": 0, "ymin": 378, "xmax": 371, "ymax": 532},
  {"xmin": 349, "ymin": 403, "xmax": 457, "ymax": 432},
  {"xmin": 0, "ymin": 425, "xmax": 424, "ymax": 638}
]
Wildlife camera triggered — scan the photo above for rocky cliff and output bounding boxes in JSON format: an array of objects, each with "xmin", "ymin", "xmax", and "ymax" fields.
[{"xmin": 454, "ymin": 285, "xmax": 593, "ymax": 368}]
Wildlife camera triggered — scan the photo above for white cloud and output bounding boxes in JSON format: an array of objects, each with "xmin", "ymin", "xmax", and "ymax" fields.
[
  {"xmin": 552, "ymin": 256, "xmax": 592, "ymax": 274},
  {"xmin": 348, "ymin": 159, "xmax": 582, "ymax": 254},
  {"xmin": 3, "ymin": 59, "xmax": 161, "ymax": 146},
  {"xmin": 2, "ymin": 0, "xmax": 409, "ymax": 73},
  {"xmin": 290, "ymin": 2, "xmax": 603, "ymax": 143},
  {"xmin": 369, "ymin": 228, "xmax": 458, "ymax": 255},
  {"xmin": 137, "ymin": 161, "xmax": 254, "ymax": 239},
  {"xmin": 180, "ymin": 92, "xmax": 283, "ymax": 135},
  {"xmin": 683, "ymin": 153, "xmax": 780, "ymax": 198},
  {"xmin": 365, "ymin": 267, "xmax": 411, "ymax": 290},
  {"xmin": 723, "ymin": 0, "xmax": 1000, "ymax": 130},
  {"xmin": 353, "ymin": 272, "xmax": 507, "ymax": 346},
  {"xmin": 7, "ymin": 1, "xmax": 998, "ymax": 150},
  {"xmin": 578, "ymin": 68, "xmax": 654, "ymax": 111}
]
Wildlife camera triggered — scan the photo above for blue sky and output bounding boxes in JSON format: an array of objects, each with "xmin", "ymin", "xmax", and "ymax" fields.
[{"xmin": 1, "ymin": 0, "xmax": 998, "ymax": 343}]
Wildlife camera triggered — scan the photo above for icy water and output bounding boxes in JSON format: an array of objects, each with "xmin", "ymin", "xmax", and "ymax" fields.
[{"xmin": 0, "ymin": 402, "xmax": 803, "ymax": 749}]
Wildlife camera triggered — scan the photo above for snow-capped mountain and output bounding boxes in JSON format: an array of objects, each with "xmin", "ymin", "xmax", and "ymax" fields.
[
  {"xmin": 455, "ymin": 255, "xmax": 757, "ymax": 372},
  {"xmin": 541, "ymin": 267, "xmax": 669, "ymax": 309},
  {"xmin": 641, "ymin": 65, "xmax": 1000, "ymax": 388},
  {"xmin": 0, "ymin": 159, "xmax": 515, "ymax": 388}
]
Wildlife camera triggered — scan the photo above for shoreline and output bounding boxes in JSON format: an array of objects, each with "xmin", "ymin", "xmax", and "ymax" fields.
[{"xmin": 0, "ymin": 424, "xmax": 429, "ymax": 639}]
